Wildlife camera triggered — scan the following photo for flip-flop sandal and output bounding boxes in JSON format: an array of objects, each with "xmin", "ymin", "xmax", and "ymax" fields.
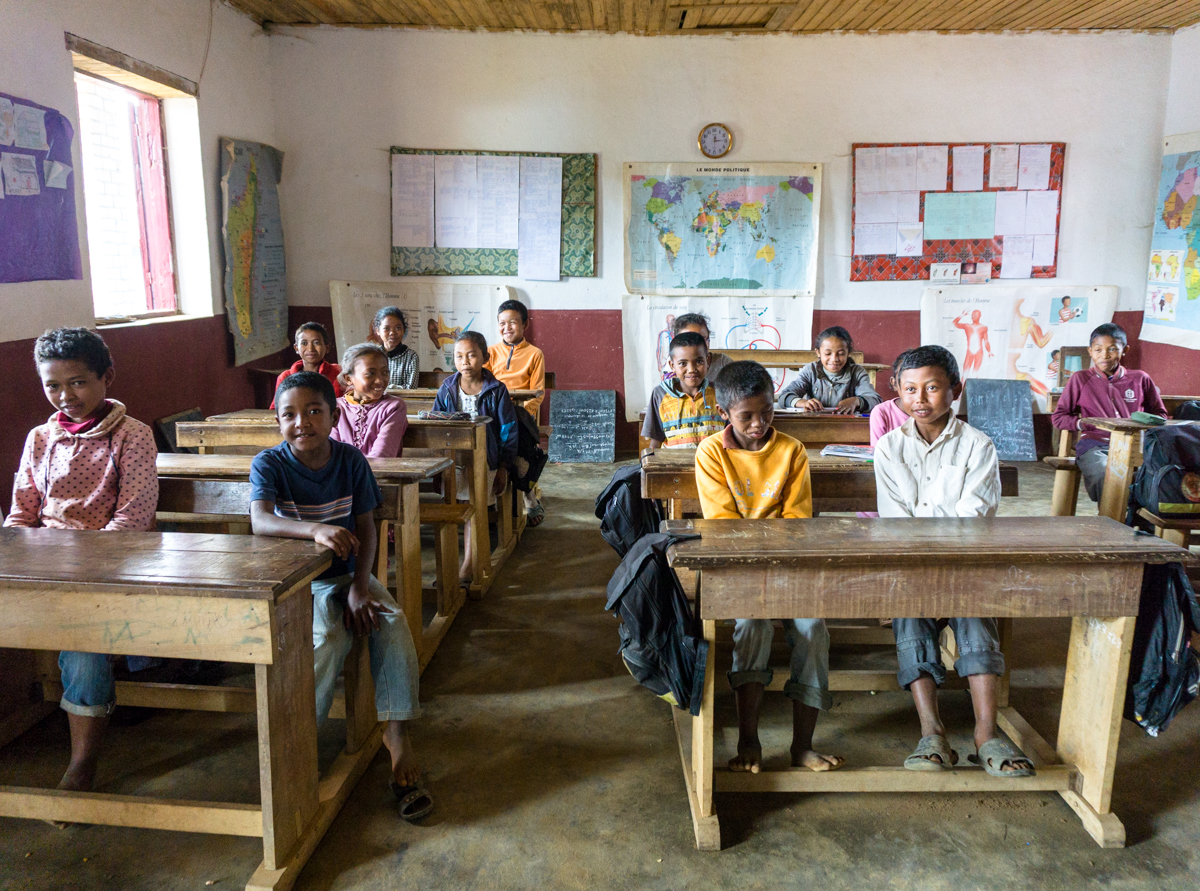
[
  {"xmin": 970, "ymin": 738, "xmax": 1036, "ymax": 778},
  {"xmin": 903, "ymin": 734, "xmax": 959, "ymax": 771},
  {"xmin": 526, "ymin": 503, "xmax": 546, "ymax": 527},
  {"xmin": 391, "ymin": 781, "xmax": 434, "ymax": 822}
]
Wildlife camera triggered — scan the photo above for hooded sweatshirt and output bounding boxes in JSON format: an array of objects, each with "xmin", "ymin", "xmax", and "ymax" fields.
[
  {"xmin": 331, "ymin": 393, "xmax": 408, "ymax": 458},
  {"xmin": 5, "ymin": 400, "xmax": 158, "ymax": 531}
]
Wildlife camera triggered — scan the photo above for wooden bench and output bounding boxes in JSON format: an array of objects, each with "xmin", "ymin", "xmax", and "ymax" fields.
[
  {"xmin": 1136, "ymin": 508, "xmax": 1200, "ymax": 549},
  {"xmin": 665, "ymin": 516, "xmax": 1194, "ymax": 851},
  {"xmin": 1045, "ymin": 428, "xmax": 1081, "ymax": 517}
]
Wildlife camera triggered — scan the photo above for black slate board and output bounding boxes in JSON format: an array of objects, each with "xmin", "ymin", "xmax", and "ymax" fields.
[
  {"xmin": 549, "ymin": 390, "xmax": 615, "ymax": 463},
  {"xmin": 964, "ymin": 379, "xmax": 1037, "ymax": 461}
]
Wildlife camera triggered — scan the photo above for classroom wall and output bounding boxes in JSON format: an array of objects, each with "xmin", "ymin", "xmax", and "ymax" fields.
[
  {"xmin": 0, "ymin": 0, "xmax": 275, "ymax": 508},
  {"xmin": 1165, "ymin": 24, "xmax": 1200, "ymax": 137}
]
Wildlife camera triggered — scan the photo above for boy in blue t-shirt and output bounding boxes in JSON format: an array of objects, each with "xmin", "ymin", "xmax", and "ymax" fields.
[{"xmin": 250, "ymin": 371, "xmax": 431, "ymax": 821}]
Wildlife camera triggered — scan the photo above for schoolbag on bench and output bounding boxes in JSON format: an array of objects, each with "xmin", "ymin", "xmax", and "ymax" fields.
[
  {"xmin": 595, "ymin": 464, "xmax": 664, "ymax": 558},
  {"xmin": 1129, "ymin": 425, "xmax": 1200, "ymax": 521},
  {"xmin": 605, "ymin": 532, "xmax": 708, "ymax": 715}
]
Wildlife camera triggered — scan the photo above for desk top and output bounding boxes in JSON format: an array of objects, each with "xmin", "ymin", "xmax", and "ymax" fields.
[
  {"xmin": 0, "ymin": 528, "xmax": 331, "ymax": 600},
  {"xmin": 386, "ymin": 387, "xmax": 538, "ymax": 403},
  {"xmin": 157, "ymin": 453, "xmax": 452, "ymax": 482},
  {"xmin": 202, "ymin": 412, "xmax": 488, "ymax": 429},
  {"xmin": 642, "ymin": 448, "xmax": 872, "ymax": 473},
  {"xmin": 665, "ymin": 517, "xmax": 1193, "ymax": 569},
  {"xmin": 1083, "ymin": 417, "xmax": 1199, "ymax": 433}
]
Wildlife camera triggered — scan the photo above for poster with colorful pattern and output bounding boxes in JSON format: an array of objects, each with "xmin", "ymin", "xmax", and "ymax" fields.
[{"xmin": 1141, "ymin": 131, "xmax": 1200, "ymax": 351}]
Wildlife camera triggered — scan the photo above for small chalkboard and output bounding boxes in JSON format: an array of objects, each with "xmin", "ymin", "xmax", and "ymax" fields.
[
  {"xmin": 549, "ymin": 390, "xmax": 616, "ymax": 463},
  {"xmin": 964, "ymin": 379, "xmax": 1037, "ymax": 461}
]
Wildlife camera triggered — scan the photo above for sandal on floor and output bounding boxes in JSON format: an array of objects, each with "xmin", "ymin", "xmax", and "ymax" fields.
[
  {"xmin": 391, "ymin": 781, "xmax": 434, "ymax": 822},
  {"xmin": 526, "ymin": 502, "xmax": 546, "ymax": 527},
  {"xmin": 970, "ymin": 738, "xmax": 1036, "ymax": 778},
  {"xmin": 903, "ymin": 734, "xmax": 959, "ymax": 771}
]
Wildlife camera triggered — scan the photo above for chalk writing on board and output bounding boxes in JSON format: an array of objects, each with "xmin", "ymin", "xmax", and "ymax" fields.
[
  {"xmin": 964, "ymin": 379, "xmax": 1037, "ymax": 462},
  {"xmin": 549, "ymin": 390, "xmax": 616, "ymax": 463}
]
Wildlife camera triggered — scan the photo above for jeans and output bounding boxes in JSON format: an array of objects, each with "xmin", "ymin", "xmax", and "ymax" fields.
[
  {"xmin": 894, "ymin": 617, "xmax": 1005, "ymax": 689},
  {"xmin": 728, "ymin": 618, "xmax": 832, "ymax": 710},
  {"xmin": 1077, "ymin": 446, "xmax": 1109, "ymax": 503},
  {"xmin": 59, "ymin": 651, "xmax": 115, "ymax": 717},
  {"xmin": 312, "ymin": 574, "xmax": 421, "ymax": 723}
]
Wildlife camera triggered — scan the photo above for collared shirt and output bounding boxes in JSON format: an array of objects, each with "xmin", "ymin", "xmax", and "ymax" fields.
[
  {"xmin": 641, "ymin": 378, "xmax": 724, "ymax": 449},
  {"xmin": 874, "ymin": 414, "xmax": 1000, "ymax": 518}
]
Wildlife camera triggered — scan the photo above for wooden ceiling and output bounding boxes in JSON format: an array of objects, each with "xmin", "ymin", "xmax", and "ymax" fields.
[{"xmin": 227, "ymin": 1, "xmax": 1200, "ymax": 33}]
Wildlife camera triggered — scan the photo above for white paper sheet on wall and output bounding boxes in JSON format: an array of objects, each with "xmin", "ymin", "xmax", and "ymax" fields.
[
  {"xmin": 518, "ymin": 156, "xmax": 562, "ymax": 280},
  {"xmin": 1017, "ymin": 144, "xmax": 1052, "ymax": 191},
  {"xmin": 1000, "ymin": 235, "xmax": 1034, "ymax": 278},
  {"xmin": 993, "ymin": 190, "xmax": 1027, "ymax": 235},
  {"xmin": 885, "ymin": 145, "xmax": 917, "ymax": 192},
  {"xmin": 1025, "ymin": 189, "xmax": 1059, "ymax": 235},
  {"xmin": 476, "ymin": 156, "xmax": 520, "ymax": 249},
  {"xmin": 856, "ymin": 191, "xmax": 898, "ymax": 223},
  {"xmin": 854, "ymin": 146, "xmax": 887, "ymax": 195},
  {"xmin": 952, "ymin": 145, "xmax": 984, "ymax": 192},
  {"xmin": 916, "ymin": 145, "xmax": 949, "ymax": 191},
  {"xmin": 854, "ymin": 223, "xmax": 898, "ymax": 255},
  {"xmin": 989, "ymin": 144, "xmax": 1019, "ymax": 189},
  {"xmin": 434, "ymin": 155, "xmax": 480, "ymax": 248},
  {"xmin": 391, "ymin": 154, "xmax": 435, "ymax": 248}
]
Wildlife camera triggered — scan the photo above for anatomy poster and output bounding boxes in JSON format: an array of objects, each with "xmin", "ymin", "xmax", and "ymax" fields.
[
  {"xmin": 329, "ymin": 281, "xmax": 514, "ymax": 372},
  {"xmin": 621, "ymin": 294, "xmax": 814, "ymax": 421},
  {"xmin": 920, "ymin": 285, "xmax": 1116, "ymax": 411}
]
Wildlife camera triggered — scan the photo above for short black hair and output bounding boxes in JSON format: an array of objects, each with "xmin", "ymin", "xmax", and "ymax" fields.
[
  {"xmin": 815, "ymin": 325, "xmax": 854, "ymax": 353},
  {"xmin": 275, "ymin": 371, "xmax": 337, "ymax": 413},
  {"xmin": 497, "ymin": 299, "xmax": 528, "ymax": 325},
  {"xmin": 34, "ymin": 327, "xmax": 113, "ymax": 377},
  {"xmin": 1090, "ymin": 322, "xmax": 1127, "ymax": 348},
  {"xmin": 714, "ymin": 361, "xmax": 773, "ymax": 410},
  {"xmin": 295, "ymin": 322, "xmax": 329, "ymax": 344},
  {"xmin": 372, "ymin": 306, "xmax": 407, "ymax": 332},
  {"xmin": 893, "ymin": 345, "xmax": 961, "ymax": 389},
  {"xmin": 671, "ymin": 312, "xmax": 711, "ymax": 337},
  {"xmin": 456, "ymin": 330, "xmax": 488, "ymax": 356},
  {"xmin": 669, "ymin": 331, "xmax": 708, "ymax": 357},
  {"xmin": 1051, "ymin": 349, "xmax": 1060, "ymax": 358}
]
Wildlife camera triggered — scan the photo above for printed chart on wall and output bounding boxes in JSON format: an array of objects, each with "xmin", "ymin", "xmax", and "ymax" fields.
[
  {"xmin": 329, "ymin": 280, "xmax": 514, "ymax": 373},
  {"xmin": 621, "ymin": 294, "xmax": 814, "ymax": 421},
  {"xmin": 852, "ymin": 143, "xmax": 1064, "ymax": 282},
  {"xmin": 624, "ymin": 162, "xmax": 821, "ymax": 296},
  {"xmin": 1141, "ymin": 131, "xmax": 1200, "ymax": 351},
  {"xmin": 220, "ymin": 138, "xmax": 288, "ymax": 365},
  {"xmin": 920, "ymin": 285, "xmax": 1116, "ymax": 411},
  {"xmin": 0, "ymin": 91, "xmax": 81, "ymax": 283}
]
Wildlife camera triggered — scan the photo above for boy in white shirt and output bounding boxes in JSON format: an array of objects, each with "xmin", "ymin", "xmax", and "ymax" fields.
[{"xmin": 874, "ymin": 345, "xmax": 1035, "ymax": 778}]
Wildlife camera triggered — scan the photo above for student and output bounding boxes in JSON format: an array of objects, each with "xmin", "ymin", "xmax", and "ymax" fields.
[
  {"xmin": 372, "ymin": 306, "xmax": 419, "ymax": 390},
  {"xmin": 777, "ymin": 326, "xmax": 881, "ymax": 414},
  {"xmin": 485, "ymin": 299, "xmax": 547, "ymax": 526},
  {"xmin": 271, "ymin": 322, "xmax": 343, "ymax": 408},
  {"xmin": 695, "ymin": 361, "xmax": 843, "ymax": 775},
  {"xmin": 331, "ymin": 342, "xmax": 408, "ymax": 458},
  {"xmin": 5, "ymin": 327, "xmax": 158, "ymax": 795},
  {"xmin": 250, "ymin": 372, "xmax": 431, "ymax": 821},
  {"xmin": 858, "ymin": 363, "xmax": 911, "ymax": 519},
  {"xmin": 671, "ymin": 312, "xmax": 730, "ymax": 379},
  {"xmin": 1051, "ymin": 323, "xmax": 1167, "ymax": 502},
  {"xmin": 641, "ymin": 332, "xmax": 724, "ymax": 450},
  {"xmin": 874, "ymin": 345, "xmax": 1033, "ymax": 778},
  {"xmin": 433, "ymin": 331, "xmax": 517, "ymax": 583}
]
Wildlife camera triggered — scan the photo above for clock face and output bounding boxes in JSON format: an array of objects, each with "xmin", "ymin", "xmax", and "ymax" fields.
[{"xmin": 698, "ymin": 123, "xmax": 732, "ymax": 159}]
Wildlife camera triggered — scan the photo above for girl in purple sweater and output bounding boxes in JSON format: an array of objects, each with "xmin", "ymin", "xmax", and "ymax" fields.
[{"xmin": 331, "ymin": 343, "xmax": 408, "ymax": 458}]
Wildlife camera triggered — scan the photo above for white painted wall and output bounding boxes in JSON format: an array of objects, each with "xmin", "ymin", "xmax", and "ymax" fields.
[
  {"xmin": 1166, "ymin": 24, "xmax": 1200, "ymax": 138},
  {"xmin": 269, "ymin": 28, "xmax": 1171, "ymax": 316},
  {"xmin": 0, "ymin": 0, "xmax": 273, "ymax": 342}
]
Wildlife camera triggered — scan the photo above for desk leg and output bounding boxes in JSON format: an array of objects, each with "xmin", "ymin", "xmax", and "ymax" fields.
[
  {"xmin": 1049, "ymin": 467, "xmax": 1081, "ymax": 517},
  {"xmin": 397, "ymin": 482, "xmax": 423, "ymax": 657},
  {"xmin": 1056, "ymin": 614, "xmax": 1136, "ymax": 848},
  {"xmin": 1098, "ymin": 431, "xmax": 1140, "ymax": 522},
  {"xmin": 469, "ymin": 427, "xmax": 490, "ymax": 594}
]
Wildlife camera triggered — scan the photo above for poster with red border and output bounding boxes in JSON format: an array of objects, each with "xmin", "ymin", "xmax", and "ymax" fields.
[{"xmin": 851, "ymin": 142, "xmax": 1065, "ymax": 282}]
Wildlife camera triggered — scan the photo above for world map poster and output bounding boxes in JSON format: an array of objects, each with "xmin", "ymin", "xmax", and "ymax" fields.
[
  {"xmin": 220, "ymin": 138, "xmax": 288, "ymax": 365},
  {"xmin": 623, "ymin": 162, "xmax": 821, "ymax": 296},
  {"xmin": 1141, "ymin": 132, "xmax": 1200, "ymax": 351}
]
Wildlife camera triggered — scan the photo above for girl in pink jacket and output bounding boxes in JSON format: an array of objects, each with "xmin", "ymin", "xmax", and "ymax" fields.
[
  {"xmin": 4, "ymin": 328, "xmax": 158, "ymax": 796},
  {"xmin": 331, "ymin": 342, "xmax": 408, "ymax": 458}
]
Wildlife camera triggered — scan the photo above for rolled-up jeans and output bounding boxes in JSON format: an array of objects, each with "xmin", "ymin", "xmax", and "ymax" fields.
[
  {"xmin": 728, "ymin": 618, "xmax": 832, "ymax": 710},
  {"xmin": 58, "ymin": 651, "xmax": 116, "ymax": 717},
  {"xmin": 894, "ymin": 617, "xmax": 1005, "ymax": 689},
  {"xmin": 312, "ymin": 573, "xmax": 421, "ymax": 723}
]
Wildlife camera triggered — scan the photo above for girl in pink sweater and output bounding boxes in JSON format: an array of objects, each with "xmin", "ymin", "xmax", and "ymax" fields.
[
  {"xmin": 4, "ymin": 328, "xmax": 158, "ymax": 797},
  {"xmin": 331, "ymin": 343, "xmax": 408, "ymax": 458}
]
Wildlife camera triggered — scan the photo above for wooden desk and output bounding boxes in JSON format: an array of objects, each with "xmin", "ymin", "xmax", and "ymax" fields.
[
  {"xmin": 156, "ymin": 454, "xmax": 455, "ymax": 669},
  {"xmin": 665, "ymin": 516, "xmax": 1192, "ymax": 851},
  {"xmin": 637, "ymin": 410, "xmax": 870, "ymax": 454},
  {"xmin": 0, "ymin": 529, "xmax": 353, "ymax": 891},
  {"xmin": 1082, "ymin": 417, "xmax": 1200, "ymax": 523},
  {"xmin": 715, "ymin": 349, "xmax": 887, "ymax": 389},
  {"xmin": 383, "ymin": 387, "xmax": 539, "ymax": 415}
]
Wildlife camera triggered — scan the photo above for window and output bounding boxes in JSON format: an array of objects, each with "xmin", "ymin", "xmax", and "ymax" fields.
[{"xmin": 74, "ymin": 72, "xmax": 177, "ymax": 321}]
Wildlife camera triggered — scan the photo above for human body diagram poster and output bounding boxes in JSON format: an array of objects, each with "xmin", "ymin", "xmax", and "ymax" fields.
[
  {"xmin": 1141, "ymin": 132, "xmax": 1200, "ymax": 351},
  {"xmin": 920, "ymin": 286, "xmax": 1117, "ymax": 411},
  {"xmin": 329, "ymin": 280, "xmax": 514, "ymax": 373},
  {"xmin": 621, "ymin": 294, "xmax": 814, "ymax": 421},
  {"xmin": 623, "ymin": 162, "xmax": 821, "ymax": 296}
]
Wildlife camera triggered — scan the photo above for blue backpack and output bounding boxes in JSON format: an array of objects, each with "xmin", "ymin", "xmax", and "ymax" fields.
[{"xmin": 1129, "ymin": 425, "xmax": 1200, "ymax": 521}]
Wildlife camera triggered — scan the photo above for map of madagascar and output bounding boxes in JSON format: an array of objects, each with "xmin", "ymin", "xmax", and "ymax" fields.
[
  {"xmin": 225, "ymin": 153, "xmax": 258, "ymax": 337},
  {"xmin": 1161, "ymin": 162, "xmax": 1200, "ymax": 301}
]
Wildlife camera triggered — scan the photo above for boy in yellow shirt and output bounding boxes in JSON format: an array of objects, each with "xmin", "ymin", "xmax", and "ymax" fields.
[{"xmin": 695, "ymin": 361, "xmax": 843, "ymax": 774}]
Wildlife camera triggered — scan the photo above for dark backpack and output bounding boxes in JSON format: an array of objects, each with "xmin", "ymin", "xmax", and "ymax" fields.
[
  {"xmin": 1175, "ymin": 401, "xmax": 1200, "ymax": 422},
  {"xmin": 1124, "ymin": 561, "xmax": 1200, "ymax": 736},
  {"xmin": 1128, "ymin": 425, "xmax": 1200, "ymax": 521},
  {"xmin": 605, "ymin": 532, "xmax": 708, "ymax": 715},
  {"xmin": 511, "ymin": 406, "xmax": 548, "ymax": 493},
  {"xmin": 595, "ymin": 464, "xmax": 664, "ymax": 558}
]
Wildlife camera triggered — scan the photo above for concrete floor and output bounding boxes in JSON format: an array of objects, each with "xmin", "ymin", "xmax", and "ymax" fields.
[{"xmin": 3, "ymin": 461, "xmax": 1200, "ymax": 890}]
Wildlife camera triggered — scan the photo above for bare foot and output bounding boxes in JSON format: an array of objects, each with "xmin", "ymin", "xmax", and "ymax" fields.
[
  {"xmin": 791, "ymin": 747, "xmax": 844, "ymax": 771},
  {"xmin": 382, "ymin": 721, "xmax": 422, "ymax": 788},
  {"xmin": 728, "ymin": 736, "xmax": 762, "ymax": 773},
  {"xmin": 46, "ymin": 765, "xmax": 97, "ymax": 828}
]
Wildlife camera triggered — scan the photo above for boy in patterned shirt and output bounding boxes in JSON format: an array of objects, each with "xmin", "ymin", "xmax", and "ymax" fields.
[{"xmin": 641, "ymin": 332, "xmax": 724, "ymax": 449}]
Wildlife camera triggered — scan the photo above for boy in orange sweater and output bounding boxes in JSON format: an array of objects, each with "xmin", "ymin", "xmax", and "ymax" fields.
[{"xmin": 695, "ymin": 361, "xmax": 843, "ymax": 775}]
